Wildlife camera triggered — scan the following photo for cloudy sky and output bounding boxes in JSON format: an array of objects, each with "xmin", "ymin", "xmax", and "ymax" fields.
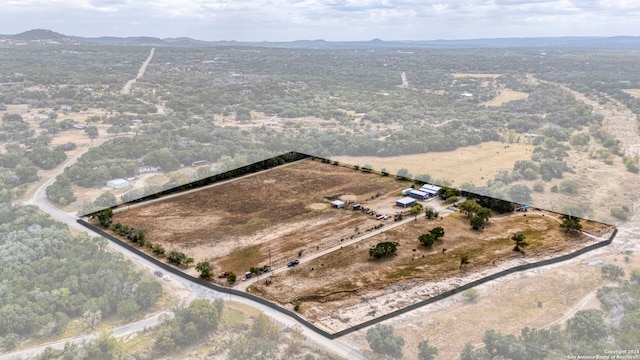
[{"xmin": 1, "ymin": 0, "xmax": 639, "ymax": 41}]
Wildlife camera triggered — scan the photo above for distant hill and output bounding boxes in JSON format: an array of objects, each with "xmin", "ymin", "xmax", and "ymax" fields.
[{"xmin": 1, "ymin": 29, "xmax": 640, "ymax": 49}]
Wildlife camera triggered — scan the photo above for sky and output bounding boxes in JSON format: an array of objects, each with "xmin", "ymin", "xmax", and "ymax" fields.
[{"xmin": 1, "ymin": 0, "xmax": 639, "ymax": 41}]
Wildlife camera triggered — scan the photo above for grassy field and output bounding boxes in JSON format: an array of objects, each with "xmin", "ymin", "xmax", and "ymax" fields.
[
  {"xmin": 484, "ymin": 89, "xmax": 529, "ymax": 106},
  {"xmin": 331, "ymin": 141, "xmax": 534, "ymax": 186}
]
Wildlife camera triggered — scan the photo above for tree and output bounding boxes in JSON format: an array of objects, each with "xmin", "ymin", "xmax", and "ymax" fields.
[
  {"xmin": 459, "ymin": 199, "xmax": 482, "ymax": 218},
  {"xmin": 418, "ymin": 340, "xmax": 438, "ymax": 360},
  {"xmin": 511, "ymin": 233, "xmax": 528, "ymax": 253},
  {"xmin": 366, "ymin": 324, "xmax": 405, "ymax": 359},
  {"xmin": 460, "ymin": 255, "xmax": 470, "ymax": 269},
  {"xmin": 425, "ymin": 207, "xmax": 439, "ymax": 219},
  {"xmin": 470, "ymin": 215, "xmax": 486, "ymax": 230},
  {"xmin": 560, "ymin": 214, "xmax": 582, "ymax": 233},
  {"xmin": 369, "ymin": 242, "xmax": 400, "ymax": 259},
  {"xmin": 601, "ymin": 264, "xmax": 625, "ymax": 280},
  {"xmin": 410, "ymin": 203, "xmax": 423, "ymax": 217},
  {"xmin": 167, "ymin": 251, "xmax": 187, "ymax": 266},
  {"xmin": 430, "ymin": 227, "xmax": 445, "ymax": 240},
  {"xmin": 90, "ymin": 208, "xmax": 114, "ymax": 228},
  {"xmin": 566, "ymin": 309, "xmax": 608, "ymax": 342},
  {"xmin": 463, "ymin": 288, "xmax": 479, "ymax": 302},
  {"xmin": 85, "ymin": 125, "xmax": 99, "ymax": 139},
  {"xmin": 196, "ymin": 261, "xmax": 213, "ymax": 279},
  {"xmin": 419, "ymin": 233, "xmax": 435, "ymax": 247},
  {"xmin": 396, "ymin": 168, "xmax": 412, "ymax": 179},
  {"xmin": 227, "ymin": 272, "xmax": 237, "ymax": 284},
  {"xmin": 508, "ymin": 184, "xmax": 532, "ymax": 203}
]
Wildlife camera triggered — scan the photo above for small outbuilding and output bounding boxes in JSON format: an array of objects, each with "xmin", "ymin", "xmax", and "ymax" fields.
[
  {"xmin": 396, "ymin": 197, "xmax": 417, "ymax": 208},
  {"xmin": 106, "ymin": 178, "xmax": 129, "ymax": 189},
  {"xmin": 409, "ymin": 189, "xmax": 429, "ymax": 201},
  {"xmin": 401, "ymin": 188, "xmax": 413, "ymax": 196},
  {"xmin": 331, "ymin": 200, "xmax": 345, "ymax": 209}
]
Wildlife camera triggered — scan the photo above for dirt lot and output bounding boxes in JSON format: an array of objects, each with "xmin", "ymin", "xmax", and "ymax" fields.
[
  {"xmin": 249, "ymin": 209, "xmax": 612, "ymax": 332},
  {"xmin": 111, "ymin": 159, "xmax": 410, "ymax": 277},
  {"xmin": 452, "ymin": 73, "xmax": 503, "ymax": 78},
  {"xmin": 483, "ymin": 89, "xmax": 529, "ymax": 106},
  {"xmin": 622, "ymin": 88, "xmax": 640, "ymax": 98},
  {"xmin": 332, "ymin": 141, "xmax": 534, "ymax": 186}
]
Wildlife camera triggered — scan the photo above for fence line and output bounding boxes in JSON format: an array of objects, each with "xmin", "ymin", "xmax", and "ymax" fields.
[{"xmin": 79, "ymin": 221, "xmax": 617, "ymax": 339}]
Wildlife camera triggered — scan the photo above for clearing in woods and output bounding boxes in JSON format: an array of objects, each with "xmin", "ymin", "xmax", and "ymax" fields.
[
  {"xmin": 111, "ymin": 159, "xmax": 408, "ymax": 277},
  {"xmin": 331, "ymin": 141, "xmax": 534, "ymax": 186},
  {"xmin": 105, "ymin": 157, "xmax": 613, "ymax": 333},
  {"xmin": 622, "ymin": 89, "xmax": 640, "ymax": 98},
  {"xmin": 483, "ymin": 89, "xmax": 529, "ymax": 106}
]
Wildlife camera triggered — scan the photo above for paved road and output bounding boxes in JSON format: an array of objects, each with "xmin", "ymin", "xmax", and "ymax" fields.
[{"xmin": 9, "ymin": 155, "xmax": 366, "ymax": 359}]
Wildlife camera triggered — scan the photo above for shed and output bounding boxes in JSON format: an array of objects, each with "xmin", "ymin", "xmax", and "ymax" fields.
[
  {"xmin": 401, "ymin": 188, "xmax": 413, "ymax": 196},
  {"xmin": 331, "ymin": 200, "xmax": 345, "ymax": 209},
  {"xmin": 420, "ymin": 184, "xmax": 441, "ymax": 196},
  {"xmin": 409, "ymin": 189, "xmax": 429, "ymax": 201},
  {"xmin": 106, "ymin": 178, "xmax": 129, "ymax": 189},
  {"xmin": 396, "ymin": 197, "xmax": 417, "ymax": 208}
]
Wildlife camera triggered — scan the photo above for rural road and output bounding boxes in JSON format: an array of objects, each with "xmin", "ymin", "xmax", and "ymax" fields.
[
  {"xmin": 237, "ymin": 198, "xmax": 454, "ymax": 291},
  {"xmin": 121, "ymin": 48, "xmax": 155, "ymax": 95},
  {"xmin": 10, "ymin": 155, "xmax": 366, "ymax": 359}
]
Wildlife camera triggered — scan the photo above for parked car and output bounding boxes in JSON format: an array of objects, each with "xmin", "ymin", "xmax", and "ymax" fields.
[
  {"xmin": 287, "ymin": 260, "xmax": 300, "ymax": 267},
  {"xmin": 153, "ymin": 270, "xmax": 163, "ymax": 277},
  {"xmin": 353, "ymin": 203, "xmax": 362, "ymax": 210},
  {"xmin": 259, "ymin": 265, "xmax": 270, "ymax": 273},
  {"xmin": 375, "ymin": 214, "xmax": 388, "ymax": 220},
  {"xmin": 217, "ymin": 272, "xmax": 230, "ymax": 278},
  {"xmin": 245, "ymin": 271, "xmax": 253, "ymax": 279},
  {"xmin": 162, "ymin": 275, "xmax": 172, "ymax": 281}
]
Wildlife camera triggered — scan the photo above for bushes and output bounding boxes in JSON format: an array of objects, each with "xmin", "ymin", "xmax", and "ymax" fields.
[{"xmin": 611, "ymin": 205, "xmax": 630, "ymax": 221}]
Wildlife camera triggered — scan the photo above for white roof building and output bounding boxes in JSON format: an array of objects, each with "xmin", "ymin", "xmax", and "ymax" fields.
[{"xmin": 106, "ymin": 178, "xmax": 129, "ymax": 189}]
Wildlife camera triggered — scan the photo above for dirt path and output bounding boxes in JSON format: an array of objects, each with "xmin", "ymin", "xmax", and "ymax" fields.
[
  {"xmin": 400, "ymin": 71, "xmax": 409, "ymax": 88},
  {"xmin": 121, "ymin": 48, "xmax": 155, "ymax": 95}
]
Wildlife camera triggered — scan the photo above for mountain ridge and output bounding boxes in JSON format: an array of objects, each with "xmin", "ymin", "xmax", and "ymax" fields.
[{"xmin": 2, "ymin": 29, "xmax": 640, "ymax": 49}]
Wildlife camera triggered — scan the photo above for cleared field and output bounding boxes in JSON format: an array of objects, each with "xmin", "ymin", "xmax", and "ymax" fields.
[
  {"xmin": 453, "ymin": 73, "xmax": 502, "ymax": 78},
  {"xmin": 484, "ymin": 89, "xmax": 529, "ymax": 106},
  {"xmin": 250, "ymin": 211, "xmax": 610, "ymax": 311},
  {"xmin": 622, "ymin": 88, "xmax": 640, "ymax": 98},
  {"xmin": 331, "ymin": 141, "xmax": 534, "ymax": 186},
  {"xmin": 111, "ymin": 159, "xmax": 410, "ymax": 276}
]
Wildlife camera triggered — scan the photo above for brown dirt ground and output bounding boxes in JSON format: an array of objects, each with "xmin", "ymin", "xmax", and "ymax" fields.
[
  {"xmin": 249, "ymin": 210, "xmax": 611, "ymax": 325},
  {"xmin": 332, "ymin": 141, "xmax": 534, "ymax": 186},
  {"xmin": 622, "ymin": 89, "xmax": 640, "ymax": 98},
  {"xmin": 111, "ymin": 160, "xmax": 411, "ymax": 277}
]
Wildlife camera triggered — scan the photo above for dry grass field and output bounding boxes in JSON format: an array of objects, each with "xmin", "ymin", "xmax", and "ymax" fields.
[
  {"xmin": 622, "ymin": 88, "xmax": 640, "ymax": 98},
  {"xmin": 483, "ymin": 89, "xmax": 529, "ymax": 106},
  {"xmin": 249, "ymin": 211, "xmax": 611, "ymax": 310},
  {"xmin": 452, "ymin": 73, "xmax": 503, "ymax": 78},
  {"xmin": 331, "ymin": 141, "xmax": 534, "ymax": 186},
  {"xmin": 111, "ymin": 159, "xmax": 409, "ymax": 276}
]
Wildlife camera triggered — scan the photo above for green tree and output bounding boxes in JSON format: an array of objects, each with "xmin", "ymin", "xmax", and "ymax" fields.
[
  {"xmin": 167, "ymin": 251, "xmax": 187, "ymax": 266},
  {"xmin": 366, "ymin": 324, "xmax": 405, "ymax": 359},
  {"xmin": 470, "ymin": 215, "xmax": 486, "ymax": 230},
  {"xmin": 85, "ymin": 333, "xmax": 125, "ymax": 360},
  {"xmin": 419, "ymin": 233, "xmax": 435, "ymax": 247},
  {"xmin": 85, "ymin": 125, "xmax": 99, "ymax": 139},
  {"xmin": 560, "ymin": 215, "xmax": 582, "ymax": 233},
  {"xmin": 463, "ymin": 288, "xmax": 479, "ymax": 302},
  {"xmin": 601, "ymin": 264, "xmax": 625, "ymax": 280},
  {"xmin": 418, "ymin": 340, "xmax": 438, "ymax": 360},
  {"xmin": 227, "ymin": 272, "xmax": 237, "ymax": 284},
  {"xmin": 459, "ymin": 199, "xmax": 482, "ymax": 218},
  {"xmin": 508, "ymin": 184, "xmax": 532, "ymax": 203},
  {"xmin": 396, "ymin": 168, "xmax": 412, "ymax": 179},
  {"xmin": 430, "ymin": 227, "xmax": 445, "ymax": 239},
  {"xmin": 511, "ymin": 233, "xmax": 528, "ymax": 253},
  {"xmin": 134, "ymin": 280, "xmax": 163, "ymax": 308},
  {"xmin": 196, "ymin": 261, "xmax": 213, "ymax": 279},
  {"xmin": 410, "ymin": 203, "xmax": 423, "ymax": 217},
  {"xmin": 566, "ymin": 309, "xmax": 608, "ymax": 342},
  {"xmin": 369, "ymin": 242, "xmax": 400, "ymax": 259}
]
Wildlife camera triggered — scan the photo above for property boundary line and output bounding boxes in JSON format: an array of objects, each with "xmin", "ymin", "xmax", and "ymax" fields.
[{"xmin": 77, "ymin": 218, "xmax": 617, "ymax": 339}]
